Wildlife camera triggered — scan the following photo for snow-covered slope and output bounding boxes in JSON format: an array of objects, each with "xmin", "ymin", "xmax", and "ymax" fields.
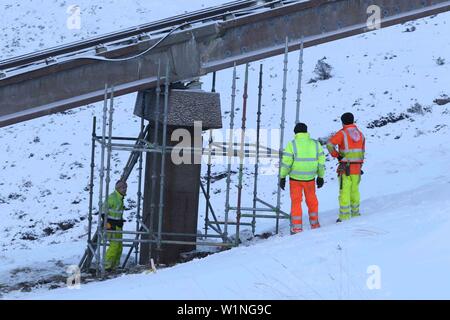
[
  {"xmin": 1, "ymin": 0, "xmax": 450, "ymax": 299},
  {"xmin": 16, "ymin": 180, "xmax": 450, "ymax": 299}
]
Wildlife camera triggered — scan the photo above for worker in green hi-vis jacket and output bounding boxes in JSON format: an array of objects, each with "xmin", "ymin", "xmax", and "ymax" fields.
[{"xmin": 103, "ymin": 180, "xmax": 127, "ymax": 271}]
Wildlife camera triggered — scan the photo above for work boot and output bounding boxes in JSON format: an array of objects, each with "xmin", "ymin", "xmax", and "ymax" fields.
[
  {"xmin": 351, "ymin": 213, "xmax": 361, "ymax": 218},
  {"xmin": 290, "ymin": 228, "xmax": 303, "ymax": 235},
  {"xmin": 311, "ymin": 223, "xmax": 321, "ymax": 230},
  {"xmin": 336, "ymin": 218, "xmax": 343, "ymax": 224}
]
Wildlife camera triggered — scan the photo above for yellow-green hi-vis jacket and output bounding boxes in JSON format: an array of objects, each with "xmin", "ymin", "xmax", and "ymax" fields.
[{"xmin": 280, "ymin": 133, "xmax": 326, "ymax": 181}]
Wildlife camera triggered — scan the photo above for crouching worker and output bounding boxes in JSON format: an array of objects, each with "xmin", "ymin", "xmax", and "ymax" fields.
[
  {"xmin": 103, "ymin": 180, "xmax": 127, "ymax": 271},
  {"xmin": 279, "ymin": 123, "xmax": 326, "ymax": 234}
]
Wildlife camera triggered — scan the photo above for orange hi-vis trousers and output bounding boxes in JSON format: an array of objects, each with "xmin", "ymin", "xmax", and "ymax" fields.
[{"xmin": 289, "ymin": 179, "xmax": 320, "ymax": 233}]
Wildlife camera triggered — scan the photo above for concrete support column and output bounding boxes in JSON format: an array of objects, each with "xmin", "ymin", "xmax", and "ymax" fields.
[{"xmin": 135, "ymin": 88, "xmax": 222, "ymax": 266}]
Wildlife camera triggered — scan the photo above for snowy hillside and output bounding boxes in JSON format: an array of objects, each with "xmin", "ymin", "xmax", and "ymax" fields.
[
  {"xmin": 15, "ymin": 181, "xmax": 450, "ymax": 299},
  {"xmin": 1, "ymin": 0, "xmax": 450, "ymax": 299}
]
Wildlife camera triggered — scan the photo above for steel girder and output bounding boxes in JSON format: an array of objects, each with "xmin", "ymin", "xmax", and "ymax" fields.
[{"xmin": 1, "ymin": 0, "xmax": 450, "ymax": 127}]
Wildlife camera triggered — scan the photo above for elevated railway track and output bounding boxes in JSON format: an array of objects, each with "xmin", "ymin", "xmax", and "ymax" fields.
[{"xmin": 1, "ymin": 0, "xmax": 450, "ymax": 127}]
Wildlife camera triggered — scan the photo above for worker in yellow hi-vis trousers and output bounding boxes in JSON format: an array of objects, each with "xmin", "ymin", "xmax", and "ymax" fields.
[
  {"xmin": 327, "ymin": 113, "xmax": 366, "ymax": 223},
  {"xmin": 104, "ymin": 180, "xmax": 127, "ymax": 271}
]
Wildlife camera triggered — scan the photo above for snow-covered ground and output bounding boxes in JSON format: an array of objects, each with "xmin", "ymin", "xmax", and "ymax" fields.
[
  {"xmin": 14, "ymin": 180, "xmax": 450, "ymax": 299},
  {"xmin": 1, "ymin": 0, "xmax": 450, "ymax": 299}
]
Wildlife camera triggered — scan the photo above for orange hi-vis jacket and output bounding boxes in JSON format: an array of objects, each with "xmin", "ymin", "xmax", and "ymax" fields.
[{"xmin": 327, "ymin": 124, "xmax": 366, "ymax": 175}]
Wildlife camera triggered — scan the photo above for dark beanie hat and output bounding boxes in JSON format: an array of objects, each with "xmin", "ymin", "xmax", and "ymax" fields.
[
  {"xmin": 341, "ymin": 112, "xmax": 354, "ymax": 125},
  {"xmin": 294, "ymin": 122, "xmax": 308, "ymax": 134}
]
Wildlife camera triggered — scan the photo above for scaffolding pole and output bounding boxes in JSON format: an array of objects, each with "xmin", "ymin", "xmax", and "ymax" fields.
[
  {"xmin": 224, "ymin": 63, "xmax": 237, "ymax": 241},
  {"xmin": 78, "ymin": 116, "xmax": 98, "ymax": 271},
  {"xmin": 101, "ymin": 86, "xmax": 115, "ymax": 277},
  {"xmin": 235, "ymin": 63, "xmax": 249, "ymax": 246},
  {"xmin": 134, "ymin": 104, "xmax": 145, "ymax": 264},
  {"xmin": 156, "ymin": 63, "xmax": 170, "ymax": 264},
  {"xmin": 204, "ymin": 133, "xmax": 213, "ymax": 238},
  {"xmin": 204, "ymin": 71, "xmax": 216, "ymax": 238},
  {"xmin": 295, "ymin": 37, "xmax": 304, "ymax": 124},
  {"xmin": 252, "ymin": 64, "xmax": 263, "ymax": 235},
  {"xmin": 95, "ymin": 85, "xmax": 109, "ymax": 277},
  {"xmin": 143, "ymin": 61, "xmax": 162, "ymax": 264},
  {"xmin": 87, "ymin": 116, "xmax": 96, "ymax": 248},
  {"xmin": 275, "ymin": 37, "xmax": 289, "ymax": 234}
]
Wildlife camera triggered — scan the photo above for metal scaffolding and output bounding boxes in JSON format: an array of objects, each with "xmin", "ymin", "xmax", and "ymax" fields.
[{"xmin": 79, "ymin": 38, "xmax": 305, "ymax": 276}]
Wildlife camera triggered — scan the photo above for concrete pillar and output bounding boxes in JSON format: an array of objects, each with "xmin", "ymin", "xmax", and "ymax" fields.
[{"xmin": 134, "ymin": 88, "xmax": 222, "ymax": 266}]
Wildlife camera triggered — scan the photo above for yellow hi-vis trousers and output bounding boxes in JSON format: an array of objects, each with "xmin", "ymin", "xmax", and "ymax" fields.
[
  {"xmin": 105, "ymin": 226, "xmax": 123, "ymax": 270},
  {"xmin": 339, "ymin": 175, "xmax": 361, "ymax": 220}
]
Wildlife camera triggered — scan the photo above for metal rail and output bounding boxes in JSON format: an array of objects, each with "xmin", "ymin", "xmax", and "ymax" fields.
[{"xmin": 0, "ymin": 0, "xmax": 266, "ymax": 71}]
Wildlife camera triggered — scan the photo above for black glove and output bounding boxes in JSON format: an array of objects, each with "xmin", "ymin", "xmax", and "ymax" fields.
[
  {"xmin": 316, "ymin": 177, "xmax": 324, "ymax": 189},
  {"xmin": 361, "ymin": 170, "xmax": 364, "ymax": 175},
  {"xmin": 107, "ymin": 219, "xmax": 125, "ymax": 229},
  {"xmin": 337, "ymin": 155, "xmax": 343, "ymax": 161},
  {"xmin": 337, "ymin": 162, "xmax": 347, "ymax": 176},
  {"xmin": 280, "ymin": 178, "xmax": 286, "ymax": 191}
]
